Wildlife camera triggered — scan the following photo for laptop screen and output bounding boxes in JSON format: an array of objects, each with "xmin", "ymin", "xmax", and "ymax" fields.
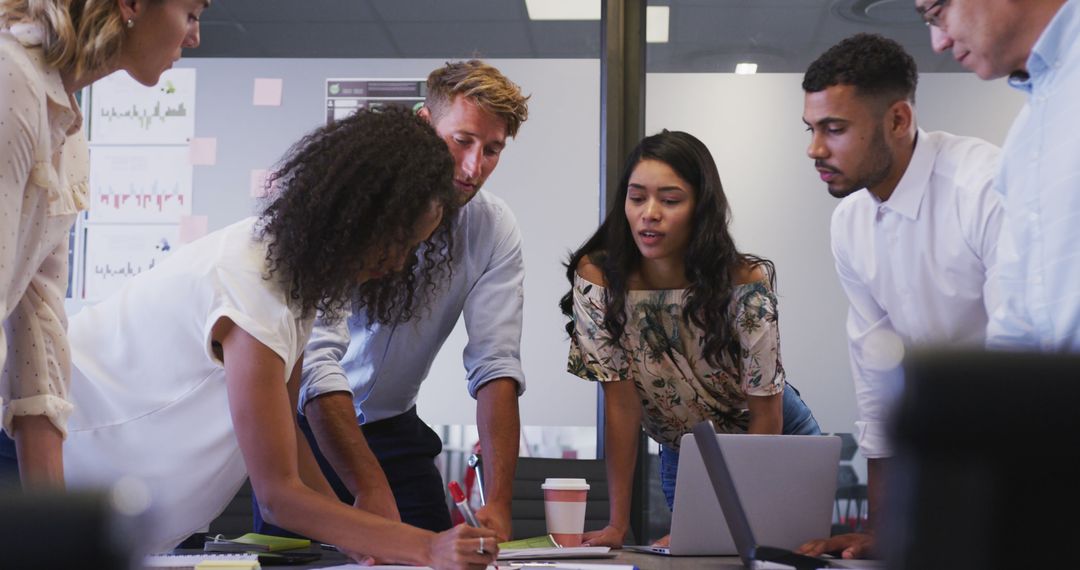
[{"xmin": 690, "ymin": 421, "xmax": 759, "ymax": 566}]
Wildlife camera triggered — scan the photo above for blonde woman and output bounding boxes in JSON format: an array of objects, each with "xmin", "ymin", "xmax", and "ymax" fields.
[{"xmin": 0, "ymin": 0, "xmax": 206, "ymax": 487}]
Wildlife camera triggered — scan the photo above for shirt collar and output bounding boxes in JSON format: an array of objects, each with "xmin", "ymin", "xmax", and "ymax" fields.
[
  {"xmin": 4, "ymin": 22, "xmax": 83, "ymax": 134},
  {"xmin": 1011, "ymin": 0, "xmax": 1078, "ymax": 93},
  {"xmin": 876, "ymin": 128, "xmax": 932, "ymax": 221}
]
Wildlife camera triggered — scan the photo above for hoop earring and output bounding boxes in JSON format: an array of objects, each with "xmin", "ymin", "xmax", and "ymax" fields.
[{"xmin": 126, "ymin": 18, "xmax": 134, "ymax": 29}]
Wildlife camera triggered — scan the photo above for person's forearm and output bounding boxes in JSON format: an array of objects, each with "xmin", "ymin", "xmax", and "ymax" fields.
[
  {"xmin": 747, "ymin": 393, "xmax": 783, "ymax": 435},
  {"xmin": 866, "ymin": 457, "xmax": 888, "ymax": 532},
  {"xmin": 601, "ymin": 381, "xmax": 642, "ymax": 530},
  {"xmin": 257, "ymin": 475, "xmax": 433, "ymax": 564},
  {"xmin": 476, "ymin": 378, "xmax": 520, "ymax": 509},
  {"xmin": 12, "ymin": 415, "xmax": 64, "ymax": 489},
  {"xmin": 305, "ymin": 392, "xmax": 393, "ymax": 499}
]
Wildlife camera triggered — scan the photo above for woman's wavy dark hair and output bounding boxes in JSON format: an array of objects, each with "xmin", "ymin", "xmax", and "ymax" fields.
[
  {"xmin": 258, "ymin": 105, "xmax": 458, "ymax": 323},
  {"xmin": 559, "ymin": 130, "xmax": 774, "ymax": 368}
]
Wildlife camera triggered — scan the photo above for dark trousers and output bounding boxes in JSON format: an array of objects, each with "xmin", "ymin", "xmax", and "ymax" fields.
[{"xmin": 252, "ymin": 405, "xmax": 452, "ymax": 536}]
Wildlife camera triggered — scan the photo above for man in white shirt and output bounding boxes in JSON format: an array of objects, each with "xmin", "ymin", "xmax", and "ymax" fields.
[
  {"xmin": 917, "ymin": 0, "xmax": 1079, "ymax": 352},
  {"xmin": 254, "ymin": 60, "xmax": 529, "ymax": 541},
  {"xmin": 796, "ymin": 34, "xmax": 1003, "ymax": 559}
]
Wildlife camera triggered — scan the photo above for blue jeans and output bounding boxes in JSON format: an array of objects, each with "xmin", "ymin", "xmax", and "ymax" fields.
[
  {"xmin": 0, "ymin": 430, "xmax": 18, "ymax": 486},
  {"xmin": 658, "ymin": 382, "xmax": 821, "ymax": 510}
]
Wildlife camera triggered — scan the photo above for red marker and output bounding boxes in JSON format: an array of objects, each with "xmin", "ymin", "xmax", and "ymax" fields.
[{"xmin": 448, "ymin": 481, "xmax": 480, "ymax": 527}]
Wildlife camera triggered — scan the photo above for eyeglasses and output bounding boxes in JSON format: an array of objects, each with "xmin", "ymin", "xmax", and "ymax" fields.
[{"xmin": 917, "ymin": 0, "xmax": 949, "ymax": 27}]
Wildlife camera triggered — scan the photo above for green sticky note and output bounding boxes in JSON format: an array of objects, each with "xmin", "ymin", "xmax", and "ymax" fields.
[
  {"xmin": 205, "ymin": 533, "xmax": 310, "ymax": 552},
  {"xmin": 498, "ymin": 534, "xmax": 559, "ymax": 549}
]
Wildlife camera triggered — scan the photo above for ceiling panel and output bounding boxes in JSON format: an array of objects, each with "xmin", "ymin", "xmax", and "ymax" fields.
[
  {"xmin": 211, "ymin": 0, "xmax": 379, "ymax": 23},
  {"xmin": 369, "ymin": 0, "xmax": 526, "ymax": 22},
  {"xmin": 188, "ymin": 0, "xmax": 970, "ymax": 74},
  {"xmin": 388, "ymin": 21, "xmax": 536, "ymax": 59},
  {"xmin": 240, "ymin": 22, "xmax": 399, "ymax": 58}
]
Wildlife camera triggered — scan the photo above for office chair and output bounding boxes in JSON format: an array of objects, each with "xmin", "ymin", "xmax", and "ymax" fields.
[{"xmin": 505, "ymin": 456, "xmax": 618, "ymax": 541}]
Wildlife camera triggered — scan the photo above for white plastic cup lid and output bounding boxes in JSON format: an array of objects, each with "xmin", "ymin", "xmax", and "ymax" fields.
[{"xmin": 541, "ymin": 478, "xmax": 590, "ymax": 490}]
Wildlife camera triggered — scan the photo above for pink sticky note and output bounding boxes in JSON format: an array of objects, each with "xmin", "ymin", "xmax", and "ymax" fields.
[
  {"xmin": 250, "ymin": 169, "xmax": 271, "ymax": 198},
  {"xmin": 253, "ymin": 78, "xmax": 283, "ymax": 106},
  {"xmin": 179, "ymin": 215, "xmax": 208, "ymax": 244},
  {"xmin": 189, "ymin": 137, "xmax": 217, "ymax": 166}
]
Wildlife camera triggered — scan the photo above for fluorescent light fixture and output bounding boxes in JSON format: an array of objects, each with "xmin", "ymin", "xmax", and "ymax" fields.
[
  {"xmin": 646, "ymin": 6, "xmax": 670, "ymax": 43},
  {"xmin": 735, "ymin": 62, "xmax": 758, "ymax": 75},
  {"xmin": 525, "ymin": 0, "xmax": 600, "ymax": 20}
]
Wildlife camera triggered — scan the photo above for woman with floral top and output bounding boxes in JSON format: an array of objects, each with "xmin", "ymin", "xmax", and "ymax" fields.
[{"xmin": 559, "ymin": 130, "xmax": 820, "ymax": 548}]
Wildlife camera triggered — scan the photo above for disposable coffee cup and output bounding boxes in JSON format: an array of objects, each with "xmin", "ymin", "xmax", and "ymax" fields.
[{"xmin": 541, "ymin": 478, "xmax": 590, "ymax": 547}]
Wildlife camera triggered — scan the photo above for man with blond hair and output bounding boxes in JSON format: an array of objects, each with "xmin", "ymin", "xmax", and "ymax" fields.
[{"xmin": 255, "ymin": 60, "xmax": 529, "ymax": 541}]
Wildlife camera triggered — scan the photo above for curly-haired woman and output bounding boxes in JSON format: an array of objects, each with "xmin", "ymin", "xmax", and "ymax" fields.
[
  {"xmin": 0, "ymin": 0, "xmax": 207, "ymax": 487},
  {"xmin": 560, "ymin": 130, "xmax": 821, "ymax": 547},
  {"xmin": 50, "ymin": 107, "xmax": 498, "ymax": 568}
]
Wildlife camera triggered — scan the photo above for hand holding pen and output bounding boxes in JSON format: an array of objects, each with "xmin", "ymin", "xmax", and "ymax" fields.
[{"xmin": 449, "ymin": 481, "xmax": 500, "ymax": 566}]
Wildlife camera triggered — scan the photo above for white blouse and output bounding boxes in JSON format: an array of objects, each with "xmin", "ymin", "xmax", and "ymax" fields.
[
  {"xmin": 0, "ymin": 24, "xmax": 89, "ymax": 438},
  {"xmin": 64, "ymin": 218, "xmax": 313, "ymax": 553}
]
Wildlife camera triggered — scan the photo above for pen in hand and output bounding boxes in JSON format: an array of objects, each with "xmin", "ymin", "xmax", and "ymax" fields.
[
  {"xmin": 449, "ymin": 480, "xmax": 499, "ymax": 568},
  {"xmin": 448, "ymin": 480, "xmax": 480, "ymax": 527}
]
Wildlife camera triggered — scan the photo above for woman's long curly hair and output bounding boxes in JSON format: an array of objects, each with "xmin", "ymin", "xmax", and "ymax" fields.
[
  {"xmin": 259, "ymin": 106, "xmax": 457, "ymax": 323},
  {"xmin": 559, "ymin": 130, "xmax": 774, "ymax": 368}
]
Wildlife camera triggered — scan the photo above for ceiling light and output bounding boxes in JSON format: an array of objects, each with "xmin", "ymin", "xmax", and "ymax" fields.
[
  {"xmin": 735, "ymin": 62, "xmax": 758, "ymax": 75},
  {"xmin": 525, "ymin": 0, "xmax": 600, "ymax": 20},
  {"xmin": 646, "ymin": 6, "xmax": 669, "ymax": 43}
]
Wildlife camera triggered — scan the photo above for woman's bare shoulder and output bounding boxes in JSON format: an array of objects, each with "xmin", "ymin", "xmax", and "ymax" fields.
[
  {"xmin": 575, "ymin": 255, "xmax": 607, "ymax": 287},
  {"xmin": 733, "ymin": 260, "xmax": 770, "ymax": 286}
]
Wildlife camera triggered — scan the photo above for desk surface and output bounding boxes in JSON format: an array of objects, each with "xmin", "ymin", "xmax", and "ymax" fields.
[{"xmin": 187, "ymin": 548, "xmax": 748, "ymax": 570}]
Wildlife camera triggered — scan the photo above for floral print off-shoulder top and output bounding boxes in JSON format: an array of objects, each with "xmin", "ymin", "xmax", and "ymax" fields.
[{"xmin": 567, "ymin": 274, "xmax": 785, "ymax": 448}]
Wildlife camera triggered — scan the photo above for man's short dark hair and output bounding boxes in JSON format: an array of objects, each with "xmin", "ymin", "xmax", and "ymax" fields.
[{"xmin": 803, "ymin": 33, "xmax": 918, "ymax": 104}]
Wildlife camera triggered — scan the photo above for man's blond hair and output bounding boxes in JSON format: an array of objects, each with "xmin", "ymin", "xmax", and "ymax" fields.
[{"xmin": 425, "ymin": 60, "xmax": 530, "ymax": 138}]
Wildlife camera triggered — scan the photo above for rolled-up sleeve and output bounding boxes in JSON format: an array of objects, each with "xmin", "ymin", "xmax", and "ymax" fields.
[
  {"xmin": 2, "ymin": 240, "xmax": 74, "ymax": 437},
  {"xmin": 298, "ymin": 311, "xmax": 355, "ymax": 414},
  {"xmin": 462, "ymin": 207, "xmax": 526, "ymax": 398}
]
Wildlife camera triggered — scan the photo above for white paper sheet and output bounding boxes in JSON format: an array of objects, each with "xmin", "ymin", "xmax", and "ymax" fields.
[{"xmin": 88, "ymin": 146, "xmax": 193, "ymax": 224}]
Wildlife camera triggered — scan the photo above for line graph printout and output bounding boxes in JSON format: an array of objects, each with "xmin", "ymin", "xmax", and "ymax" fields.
[
  {"xmin": 89, "ymin": 68, "xmax": 196, "ymax": 144},
  {"xmin": 88, "ymin": 146, "xmax": 193, "ymax": 223},
  {"xmin": 83, "ymin": 224, "xmax": 179, "ymax": 301}
]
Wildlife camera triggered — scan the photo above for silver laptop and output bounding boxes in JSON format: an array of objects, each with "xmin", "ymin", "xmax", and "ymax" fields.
[
  {"xmin": 690, "ymin": 422, "xmax": 881, "ymax": 568},
  {"xmin": 627, "ymin": 431, "xmax": 840, "ymax": 556}
]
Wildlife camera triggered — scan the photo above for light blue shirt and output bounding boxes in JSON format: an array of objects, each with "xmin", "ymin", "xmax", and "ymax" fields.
[
  {"xmin": 987, "ymin": 0, "xmax": 1080, "ymax": 352},
  {"xmin": 299, "ymin": 190, "xmax": 526, "ymax": 423}
]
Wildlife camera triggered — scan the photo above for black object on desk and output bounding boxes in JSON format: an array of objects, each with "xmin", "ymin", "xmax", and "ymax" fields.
[{"xmin": 0, "ymin": 488, "xmax": 147, "ymax": 570}]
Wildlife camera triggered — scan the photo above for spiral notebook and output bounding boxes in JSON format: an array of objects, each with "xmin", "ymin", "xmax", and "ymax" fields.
[{"xmin": 142, "ymin": 553, "xmax": 260, "ymax": 569}]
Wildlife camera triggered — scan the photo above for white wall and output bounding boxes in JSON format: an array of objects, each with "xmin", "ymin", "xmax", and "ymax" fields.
[{"xmin": 645, "ymin": 73, "xmax": 1025, "ymax": 432}]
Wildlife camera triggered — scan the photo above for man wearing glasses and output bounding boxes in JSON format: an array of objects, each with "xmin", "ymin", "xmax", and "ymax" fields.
[
  {"xmin": 918, "ymin": 0, "xmax": 1080, "ymax": 353},
  {"xmin": 796, "ymin": 33, "xmax": 1004, "ymax": 560}
]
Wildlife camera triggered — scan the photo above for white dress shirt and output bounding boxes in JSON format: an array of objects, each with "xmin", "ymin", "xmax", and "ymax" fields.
[
  {"xmin": 987, "ymin": 0, "xmax": 1080, "ymax": 352},
  {"xmin": 830, "ymin": 129, "xmax": 1003, "ymax": 458},
  {"xmin": 300, "ymin": 189, "xmax": 526, "ymax": 423},
  {"xmin": 65, "ymin": 218, "xmax": 313, "ymax": 552},
  {"xmin": 0, "ymin": 25, "xmax": 89, "ymax": 437}
]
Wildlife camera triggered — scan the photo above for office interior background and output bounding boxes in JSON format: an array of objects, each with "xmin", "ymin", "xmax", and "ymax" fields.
[{"xmin": 68, "ymin": 0, "xmax": 1026, "ymax": 542}]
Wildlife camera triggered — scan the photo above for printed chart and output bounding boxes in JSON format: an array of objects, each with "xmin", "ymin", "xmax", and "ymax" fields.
[
  {"xmin": 89, "ymin": 68, "xmax": 196, "ymax": 144},
  {"xmin": 88, "ymin": 146, "xmax": 193, "ymax": 224},
  {"xmin": 82, "ymin": 224, "xmax": 179, "ymax": 301}
]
